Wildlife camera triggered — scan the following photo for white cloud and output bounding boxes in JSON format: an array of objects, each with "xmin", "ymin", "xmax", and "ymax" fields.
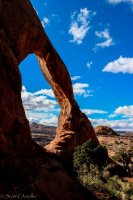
[
  {"xmin": 21, "ymin": 87, "xmax": 133, "ymax": 130},
  {"xmin": 34, "ymin": 89, "xmax": 55, "ymax": 98},
  {"xmin": 86, "ymin": 61, "xmax": 93, "ymax": 69},
  {"xmin": 21, "ymin": 86, "xmax": 59, "ymax": 126},
  {"xmin": 41, "ymin": 13, "xmax": 61, "ymax": 28},
  {"xmin": 73, "ymin": 83, "xmax": 93, "ymax": 97},
  {"xmin": 91, "ymin": 117, "xmax": 133, "ymax": 131},
  {"xmin": 115, "ymin": 105, "xmax": 133, "ymax": 116},
  {"xmin": 41, "ymin": 17, "xmax": 50, "ymax": 28},
  {"xmin": 21, "ymin": 83, "xmax": 93, "ymax": 127},
  {"xmin": 107, "ymin": 0, "xmax": 133, "ymax": 10},
  {"xmin": 102, "ymin": 56, "xmax": 133, "ymax": 74},
  {"xmin": 69, "ymin": 8, "xmax": 92, "ymax": 44},
  {"xmin": 26, "ymin": 111, "xmax": 58, "ymax": 126},
  {"xmin": 82, "ymin": 109, "xmax": 107, "ymax": 115},
  {"xmin": 108, "ymin": 114, "xmax": 117, "ymax": 118},
  {"xmin": 108, "ymin": 0, "xmax": 133, "ymax": 3},
  {"xmin": 39, "ymin": 115, "xmax": 58, "ymax": 126},
  {"xmin": 71, "ymin": 75, "xmax": 81, "ymax": 81},
  {"xmin": 107, "ymin": 0, "xmax": 133, "ymax": 5},
  {"xmin": 22, "ymin": 87, "xmax": 57, "ymax": 111},
  {"xmin": 90, "ymin": 105, "xmax": 133, "ymax": 131},
  {"xmin": 51, "ymin": 14, "xmax": 61, "ymax": 22},
  {"xmin": 94, "ymin": 29, "xmax": 114, "ymax": 49}
]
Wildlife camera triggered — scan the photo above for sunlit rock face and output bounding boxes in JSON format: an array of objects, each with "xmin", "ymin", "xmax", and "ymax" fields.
[
  {"xmin": 0, "ymin": 0, "xmax": 99, "ymax": 198},
  {"xmin": 95, "ymin": 125, "xmax": 118, "ymax": 136},
  {"xmin": 0, "ymin": 0, "xmax": 98, "ymax": 157}
]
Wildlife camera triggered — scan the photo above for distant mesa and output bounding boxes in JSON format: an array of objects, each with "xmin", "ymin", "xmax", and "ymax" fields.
[{"xmin": 94, "ymin": 125, "xmax": 118, "ymax": 136}]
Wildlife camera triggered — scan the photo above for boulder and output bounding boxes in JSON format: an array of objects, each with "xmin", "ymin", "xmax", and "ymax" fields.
[{"xmin": 95, "ymin": 125, "xmax": 118, "ymax": 136}]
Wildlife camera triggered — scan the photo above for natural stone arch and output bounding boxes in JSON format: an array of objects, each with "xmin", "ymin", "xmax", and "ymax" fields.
[
  {"xmin": 0, "ymin": 0, "xmax": 98, "ymax": 157},
  {"xmin": 36, "ymin": 50, "xmax": 98, "ymax": 155}
]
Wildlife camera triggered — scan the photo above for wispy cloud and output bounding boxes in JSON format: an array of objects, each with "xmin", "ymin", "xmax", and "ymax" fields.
[
  {"xmin": 108, "ymin": 0, "xmax": 133, "ymax": 3},
  {"xmin": 69, "ymin": 8, "xmax": 94, "ymax": 44},
  {"xmin": 86, "ymin": 61, "xmax": 93, "ymax": 70},
  {"xmin": 34, "ymin": 89, "xmax": 55, "ymax": 98},
  {"xmin": 91, "ymin": 105, "xmax": 133, "ymax": 131},
  {"xmin": 51, "ymin": 14, "xmax": 61, "ymax": 22},
  {"xmin": 107, "ymin": 0, "xmax": 133, "ymax": 11},
  {"xmin": 108, "ymin": 114, "xmax": 118, "ymax": 118},
  {"xmin": 41, "ymin": 17, "xmax": 50, "ymax": 28},
  {"xmin": 90, "ymin": 117, "xmax": 133, "ymax": 131},
  {"xmin": 41, "ymin": 13, "xmax": 61, "ymax": 28},
  {"xmin": 73, "ymin": 83, "xmax": 93, "ymax": 97},
  {"xmin": 102, "ymin": 56, "xmax": 133, "ymax": 74},
  {"xmin": 71, "ymin": 75, "xmax": 81, "ymax": 81},
  {"xmin": 94, "ymin": 29, "xmax": 114, "ymax": 50},
  {"xmin": 107, "ymin": 0, "xmax": 133, "ymax": 9},
  {"xmin": 115, "ymin": 105, "xmax": 133, "ymax": 116},
  {"xmin": 82, "ymin": 109, "xmax": 107, "ymax": 115}
]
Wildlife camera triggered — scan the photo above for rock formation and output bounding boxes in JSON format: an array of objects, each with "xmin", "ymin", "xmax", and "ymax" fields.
[
  {"xmin": 0, "ymin": 0, "xmax": 98, "ymax": 157},
  {"xmin": 0, "ymin": 0, "xmax": 98, "ymax": 198},
  {"xmin": 95, "ymin": 125, "xmax": 118, "ymax": 136}
]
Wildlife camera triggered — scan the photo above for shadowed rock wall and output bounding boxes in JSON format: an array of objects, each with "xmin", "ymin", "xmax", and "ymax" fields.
[
  {"xmin": 0, "ymin": 0, "xmax": 98, "ymax": 157},
  {"xmin": 0, "ymin": 0, "xmax": 99, "ymax": 198}
]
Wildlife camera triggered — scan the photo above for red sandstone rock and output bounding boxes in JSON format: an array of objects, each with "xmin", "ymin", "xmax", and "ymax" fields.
[
  {"xmin": 0, "ymin": 0, "xmax": 98, "ymax": 157},
  {"xmin": 0, "ymin": 0, "xmax": 99, "ymax": 198},
  {"xmin": 95, "ymin": 125, "xmax": 118, "ymax": 136}
]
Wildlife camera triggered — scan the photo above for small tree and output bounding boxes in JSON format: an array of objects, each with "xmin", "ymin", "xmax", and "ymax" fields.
[
  {"xmin": 114, "ymin": 150, "xmax": 133, "ymax": 173},
  {"xmin": 73, "ymin": 139, "xmax": 108, "ymax": 172}
]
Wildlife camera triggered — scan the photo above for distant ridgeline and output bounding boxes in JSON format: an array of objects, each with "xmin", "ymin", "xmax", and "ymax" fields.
[
  {"xmin": 30, "ymin": 123, "xmax": 133, "ymax": 137},
  {"xmin": 30, "ymin": 123, "xmax": 56, "ymax": 135}
]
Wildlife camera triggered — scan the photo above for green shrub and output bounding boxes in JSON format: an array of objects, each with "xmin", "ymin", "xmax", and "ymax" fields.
[
  {"xmin": 79, "ymin": 166, "xmax": 133, "ymax": 200},
  {"xmin": 79, "ymin": 164, "xmax": 104, "ymax": 190},
  {"xmin": 105, "ymin": 176, "xmax": 133, "ymax": 200},
  {"xmin": 113, "ymin": 149, "xmax": 133, "ymax": 174},
  {"xmin": 73, "ymin": 139, "xmax": 133, "ymax": 200},
  {"xmin": 73, "ymin": 139, "xmax": 108, "ymax": 171}
]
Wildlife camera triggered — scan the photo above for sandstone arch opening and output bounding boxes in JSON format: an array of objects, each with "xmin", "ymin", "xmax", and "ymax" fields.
[
  {"xmin": 19, "ymin": 48, "xmax": 98, "ymax": 155},
  {"xmin": 0, "ymin": 0, "xmax": 98, "ymax": 158},
  {"xmin": 19, "ymin": 54, "xmax": 59, "ymax": 147}
]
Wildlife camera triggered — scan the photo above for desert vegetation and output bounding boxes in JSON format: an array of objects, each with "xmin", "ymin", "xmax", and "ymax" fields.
[
  {"xmin": 73, "ymin": 139, "xmax": 133, "ymax": 200},
  {"xmin": 30, "ymin": 124, "xmax": 133, "ymax": 199},
  {"xmin": 112, "ymin": 149, "xmax": 133, "ymax": 174}
]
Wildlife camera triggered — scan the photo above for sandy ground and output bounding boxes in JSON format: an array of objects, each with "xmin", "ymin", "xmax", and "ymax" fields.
[{"xmin": 97, "ymin": 135, "xmax": 133, "ymax": 157}]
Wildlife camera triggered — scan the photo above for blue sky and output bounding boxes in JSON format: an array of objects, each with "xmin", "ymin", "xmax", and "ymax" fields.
[{"xmin": 19, "ymin": 0, "xmax": 133, "ymax": 131}]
